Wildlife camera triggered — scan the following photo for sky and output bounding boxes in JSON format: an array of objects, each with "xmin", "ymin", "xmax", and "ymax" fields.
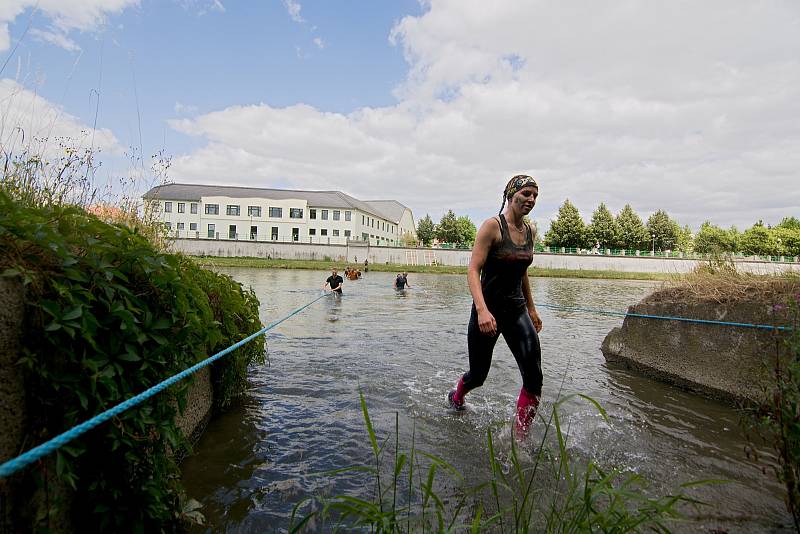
[{"xmin": 1, "ymin": 0, "xmax": 799, "ymax": 233}]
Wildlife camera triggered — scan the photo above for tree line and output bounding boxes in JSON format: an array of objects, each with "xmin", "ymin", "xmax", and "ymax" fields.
[
  {"xmin": 415, "ymin": 210, "xmax": 477, "ymax": 247},
  {"xmin": 543, "ymin": 200, "xmax": 800, "ymax": 256}
]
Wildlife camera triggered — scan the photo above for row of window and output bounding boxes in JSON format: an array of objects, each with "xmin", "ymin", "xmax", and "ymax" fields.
[
  {"xmin": 361, "ymin": 214, "xmax": 394, "ymax": 233},
  {"xmin": 161, "ymin": 201, "xmax": 396, "ymax": 234},
  {"xmin": 163, "ymin": 202, "xmax": 199, "ymax": 214}
]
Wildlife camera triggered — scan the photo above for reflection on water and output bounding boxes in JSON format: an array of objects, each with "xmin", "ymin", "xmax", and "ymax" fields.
[{"xmin": 181, "ymin": 269, "xmax": 791, "ymax": 532}]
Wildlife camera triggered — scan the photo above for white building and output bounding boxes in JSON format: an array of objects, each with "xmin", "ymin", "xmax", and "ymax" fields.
[{"xmin": 143, "ymin": 183, "xmax": 416, "ymax": 246}]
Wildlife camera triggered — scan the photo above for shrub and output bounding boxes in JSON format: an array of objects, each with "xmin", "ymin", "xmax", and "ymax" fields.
[{"xmin": 0, "ymin": 190, "xmax": 263, "ymax": 531}]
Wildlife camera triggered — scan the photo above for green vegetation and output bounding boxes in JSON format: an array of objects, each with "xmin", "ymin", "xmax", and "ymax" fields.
[
  {"xmin": 746, "ymin": 293, "xmax": 800, "ymax": 532},
  {"xmin": 191, "ymin": 256, "xmax": 672, "ymax": 281},
  {"xmin": 0, "ymin": 189, "xmax": 264, "ymax": 531},
  {"xmin": 290, "ymin": 391, "xmax": 700, "ymax": 532},
  {"xmin": 543, "ymin": 199, "xmax": 800, "ymax": 256}
]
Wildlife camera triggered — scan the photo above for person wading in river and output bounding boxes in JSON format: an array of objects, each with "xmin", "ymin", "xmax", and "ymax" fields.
[
  {"xmin": 324, "ymin": 268, "xmax": 344, "ymax": 294},
  {"xmin": 447, "ymin": 174, "xmax": 543, "ymax": 440}
]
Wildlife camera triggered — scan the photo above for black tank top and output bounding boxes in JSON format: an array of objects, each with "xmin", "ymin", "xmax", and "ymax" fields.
[{"xmin": 480, "ymin": 214, "xmax": 534, "ymax": 313}]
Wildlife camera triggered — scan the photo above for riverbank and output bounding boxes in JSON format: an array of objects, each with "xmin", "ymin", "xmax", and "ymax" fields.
[{"xmin": 189, "ymin": 255, "xmax": 671, "ymax": 281}]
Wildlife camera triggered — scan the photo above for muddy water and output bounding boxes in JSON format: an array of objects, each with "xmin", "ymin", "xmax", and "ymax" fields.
[{"xmin": 181, "ymin": 268, "xmax": 791, "ymax": 532}]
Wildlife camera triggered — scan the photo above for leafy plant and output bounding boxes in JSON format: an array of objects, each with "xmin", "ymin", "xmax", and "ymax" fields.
[
  {"xmin": 747, "ymin": 295, "xmax": 800, "ymax": 532},
  {"xmin": 0, "ymin": 190, "xmax": 263, "ymax": 532}
]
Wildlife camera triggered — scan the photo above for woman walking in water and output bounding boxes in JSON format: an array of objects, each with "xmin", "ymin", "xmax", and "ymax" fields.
[{"xmin": 447, "ymin": 174, "xmax": 543, "ymax": 440}]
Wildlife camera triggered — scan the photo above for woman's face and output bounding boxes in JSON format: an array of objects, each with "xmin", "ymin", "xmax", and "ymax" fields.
[{"xmin": 510, "ymin": 185, "xmax": 538, "ymax": 214}]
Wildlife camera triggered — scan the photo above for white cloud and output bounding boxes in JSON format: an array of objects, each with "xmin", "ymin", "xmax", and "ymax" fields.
[
  {"xmin": 0, "ymin": 78, "xmax": 122, "ymax": 158},
  {"xmin": 313, "ymin": 36, "xmax": 324, "ymax": 49},
  {"xmin": 168, "ymin": 1, "xmax": 800, "ymax": 230},
  {"xmin": 282, "ymin": 0, "xmax": 304, "ymax": 23},
  {"xmin": 29, "ymin": 28, "xmax": 80, "ymax": 52},
  {"xmin": 0, "ymin": 0, "xmax": 139, "ymax": 52},
  {"xmin": 174, "ymin": 101, "xmax": 198, "ymax": 115}
]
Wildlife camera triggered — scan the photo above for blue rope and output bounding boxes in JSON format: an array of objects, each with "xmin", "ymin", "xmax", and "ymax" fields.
[
  {"xmin": 537, "ymin": 303, "xmax": 791, "ymax": 331},
  {"xmin": 0, "ymin": 292, "xmax": 330, "ymax": 480}
]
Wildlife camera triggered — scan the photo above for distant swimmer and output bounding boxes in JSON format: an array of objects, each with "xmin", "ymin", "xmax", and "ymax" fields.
[
  {"xmin": 323, "ymin": 268, "xmax": 344, "ymax": 294},
  {"xmin": 394, "ymin": 272, "xmax": 411, "ymax": 289}
]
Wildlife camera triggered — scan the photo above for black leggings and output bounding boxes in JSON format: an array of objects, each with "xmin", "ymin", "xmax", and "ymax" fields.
[{"xmin": 462, "ymin": 305, "xmax": 543, "ymax": 395}]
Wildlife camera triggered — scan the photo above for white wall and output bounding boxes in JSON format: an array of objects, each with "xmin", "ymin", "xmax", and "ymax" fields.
[{"xmin": 169, "ymin": 238, "xmax": 799, "ymax": 274}]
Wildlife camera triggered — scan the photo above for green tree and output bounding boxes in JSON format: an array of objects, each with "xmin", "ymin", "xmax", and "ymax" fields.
[
  {"xmin": 675, "ymin": 224, "xmax": 694, "ymax": 253},
  {"xmin": 416, "ymin": 214, "xmax": 436, "ymax": 246},
  {"xmin": 436, "ymin": 210, "xmax": 461, "ymax": 244},
  {"xmin": 456, "ymin": 215, "xmax": 477, "ymax": 246},
  {"xmin": 646, "ymin": 210, "xmax": 679, "ymax": 251},
  {"xmin": 777, "ymin": 217, "xmax": 800, "ymax": 230},
  {"xmin": 693, "ymin": 222, "xmax": 736, "ymax": 254},
  {"xmin": 544, "ymin": 199, "xmax": 587, "ymax": 249},
  {"xmin": 587, "ymin": 203, "xmax": 619, "ymax": 249},
  {"xmin": 740, "ymin": 222, "xmax": 779, "ymax": 256},
  {"xmin": 615, "ymin": 204, "xmax": 649, "ymax": 251},
  {"xmin": 774, "ymin": 226, "xmax": 800, "ymax": 256}
]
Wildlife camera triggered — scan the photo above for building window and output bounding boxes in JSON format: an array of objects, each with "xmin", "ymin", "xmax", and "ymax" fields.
[
  {"xmin": 190, "ymin": 203, "xmax": 198, "ymax": 214},
  {"xmin": 190, "ymin": 223, "xmax": 197, "ymax": 231},
  {"xmin": 177, "ymin": 222, "xmax": 185, "ymax": 230},
  {"xmin": 250, "ymin": 226, "xmax": 257, "ymax": 239},
  {"xmin": 292, "ymin": 228, "xmax": 299, "ymax": 241},
  {"xmin": 227, "ymin": 205, "xmax": 240, "ymax": 216},
  {"xmin": 344, "ymin": 230, "xmax": 351, "ymax": 237},
  {"xmin": 205, "ymin": 204, "xmax": 219, "ymax": 215},
  {"xmin": 290, "ymin": 208, "xmax": 303, "ymax": 219},
  {"xmin": 333, "ymin": 210, "xmax": 340, "ymax": 221},
  {"xmin": 248, "ymin": 206, "xmax": 261, "ymax": 217},
  {"xmin": 321, "ymin": 229, "xmax": 328, "ymax": 236},
  {"xmin": 269, "ymin": 207, "xmax": 282, "ymax": 218},
  {"xmin": 271, "ymin": 227, "xmax": 278, "ymax": 240},
  {"xmin": 321, "ymin": 209, "xmax": 329, "ymax": 220},
  {"xmin": 164, "ymin": 202, "xmax": 172, "ymax": 213},
  {"xmin": 165, "ymin": 222, "xmax": 172, "ymax": 230},
  {"xmin": 333, "ymin": 229, "xmax": 340, "ymax": 237},
  {"xmin": 309, "ymin": 228, "xmax": 316, "ymax": 235},
  {"xmin": 371, "ymin": 220, "xmax": 375, "ymax": 228},
  {"xmin": 309, "ymin": 209, "xmax": 317, "ymax": 219},
  {"xmin": 345, "ymin": 211, "xmax": 351, "ymax": 221},
  {"xmin": 177, "ymin": 202, "xmax": 185, "ymax": 213},
  {"xmin": 228, "ymin": 225, "xmax": 237, "ymax": 239},
  {"xmin": 362, "ymin": 215, "xmax": 365, "ymax": 224},
  {"xmin": 208, "ymin": 224, "xmax": 216, "ymax": 238}
]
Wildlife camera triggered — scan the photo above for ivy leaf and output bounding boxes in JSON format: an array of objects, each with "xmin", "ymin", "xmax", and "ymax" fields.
[{"xmin": 62, "ymin": 306, "xmax": 82, "ymax": 321}]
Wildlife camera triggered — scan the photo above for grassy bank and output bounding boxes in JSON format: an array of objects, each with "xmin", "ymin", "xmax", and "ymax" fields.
[{"xmin": 189, "ymin": 255, "xmax": 671, "ymax": 281}]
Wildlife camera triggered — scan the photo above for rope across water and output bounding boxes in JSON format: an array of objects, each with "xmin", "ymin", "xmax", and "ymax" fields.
[
  {"xmin": 0, "ymin": 292, "xmax": 331, "ymax": 479},
  {"xmin": 536, "ymin": 303, "xmax": 791, "ymax": 331}
]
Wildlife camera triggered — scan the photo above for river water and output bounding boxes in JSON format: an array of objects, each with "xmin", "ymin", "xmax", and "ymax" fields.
[{"xmin": 181, "ymin": 268, "xmax": 791, "ymax": 532}]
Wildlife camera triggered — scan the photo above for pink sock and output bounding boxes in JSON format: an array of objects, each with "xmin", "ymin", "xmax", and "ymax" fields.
[
  {"xmin": 452, "ymin": 377, "xmax": 467, "ymax": 405},
  {"xmin": 514, "ymin": 387, "xmax": 540, "ymax": 440}
]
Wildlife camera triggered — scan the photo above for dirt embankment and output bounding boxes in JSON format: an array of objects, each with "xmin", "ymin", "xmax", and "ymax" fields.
[{"xmin": 601, "ymin": 272, "xmax": 798, "ymax": 404}]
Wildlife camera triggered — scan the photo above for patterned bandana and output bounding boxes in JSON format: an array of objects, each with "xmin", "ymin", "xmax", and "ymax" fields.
[{"xmin": 505, "ymin": 175, "xmax": 538, "ymax": 199}]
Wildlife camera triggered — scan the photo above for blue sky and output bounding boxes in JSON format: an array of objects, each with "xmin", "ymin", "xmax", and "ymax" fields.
[{"xmin": 2, "ymin": 1, "xmax": 799, "ymax": 231}]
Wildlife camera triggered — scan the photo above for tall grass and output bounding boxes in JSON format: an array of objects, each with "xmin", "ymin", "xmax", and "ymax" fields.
[{"xmin": 290, "ymin": 392, "xmax": 705, "ymax": 533}]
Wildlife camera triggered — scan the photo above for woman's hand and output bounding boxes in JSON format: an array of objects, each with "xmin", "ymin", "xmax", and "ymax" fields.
[
  {"xmin": 477, "ymin": 308, "xmax": 497, "ymax": 336},
  {"xmin": 529, "ymin": 308, "xmax": 542, "ymax": 333}
]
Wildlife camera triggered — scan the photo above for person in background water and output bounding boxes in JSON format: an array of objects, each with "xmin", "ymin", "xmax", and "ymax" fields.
[
  {"xmin": 447, "ymin": 174, "xmax": 543, "ymax": 440},
  {"xmin": 324, "ymin": 268, "xmax": 344, "ymax": 294},
  {"xmin": 364, "ymin": 258, "xmax": 369, "ymax": 272},
  {"xmin": 394, "ymin": 272, "xmax": 411, "ymax": 290}
]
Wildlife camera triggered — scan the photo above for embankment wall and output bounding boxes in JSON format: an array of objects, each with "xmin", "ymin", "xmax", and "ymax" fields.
[
  {"xmin": 170, "ymin": 238, "xmax": 799, "ymax": 275},
  {"xmin": 601, "ymin": 296, "xmax": 790, "ymax": 404}
]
